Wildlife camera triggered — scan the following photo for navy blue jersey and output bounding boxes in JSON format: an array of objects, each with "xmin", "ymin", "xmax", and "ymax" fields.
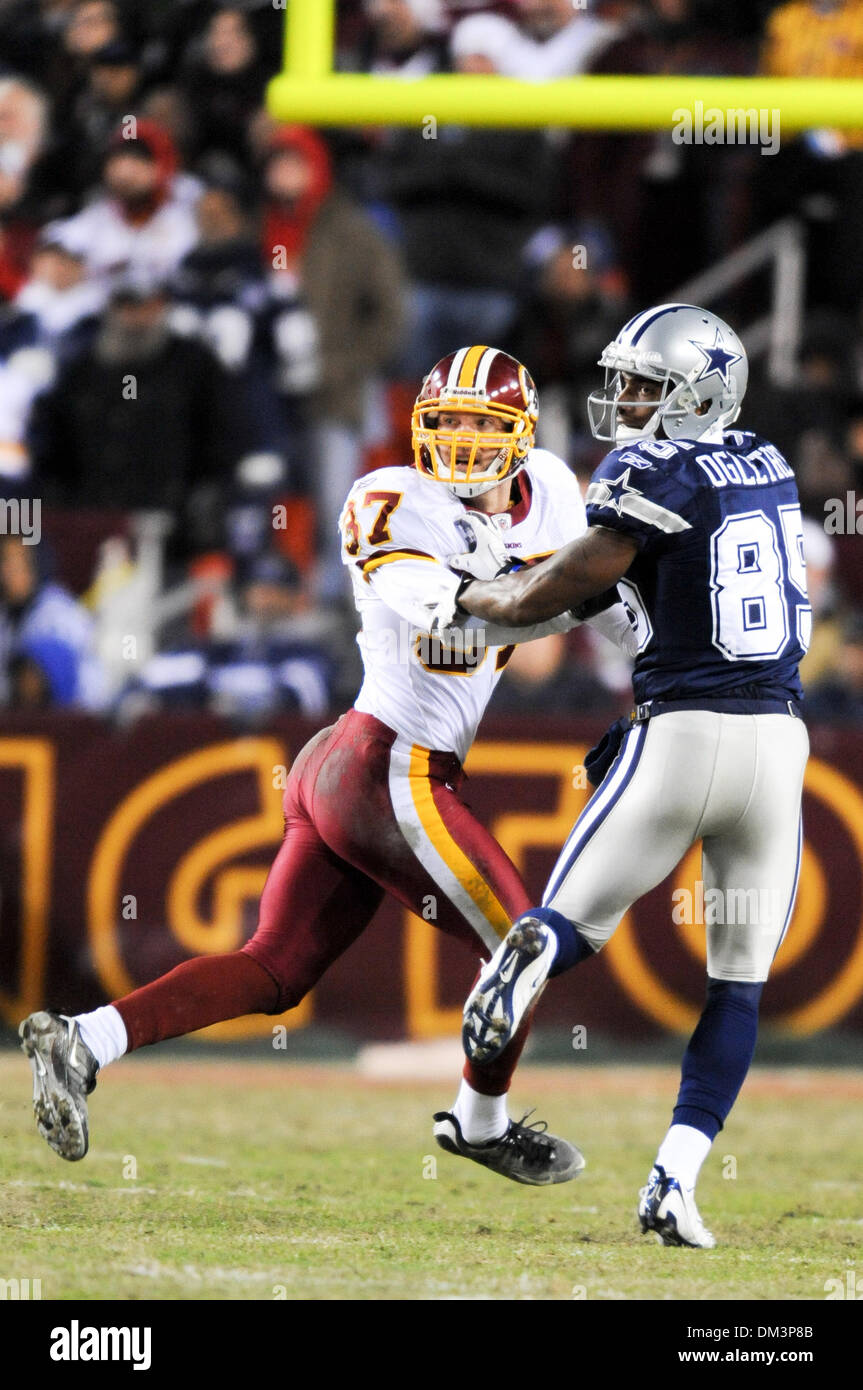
[{"xmin": 584, "ymin": 430, "xmax": 810, "ymax": 705}]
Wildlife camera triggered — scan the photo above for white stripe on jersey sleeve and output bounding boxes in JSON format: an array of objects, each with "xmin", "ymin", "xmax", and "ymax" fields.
[{"xmin": 586, "ymin": 480, "xmax": 691, "ymax": 534}]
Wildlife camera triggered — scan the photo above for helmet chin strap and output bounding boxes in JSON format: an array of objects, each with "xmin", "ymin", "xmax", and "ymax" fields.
[
  {"xmin": 614, "ymin": 419, "xmax": 659, "ymax": 443},
  {"xmin": 694, "ymin": 418, "xmax": 727, "ymax": 443},
  {"xmin": 448, "ymin": 460, "xmax": 521, "ymax": 499},
  {"xmin": 615, "ymin": 412, "xmax": 726, "ymax": 447},
  {"xmin": 436, "ymin": 441, "xmax": 519, "ymax": 497},
  {"xmin": 448, "ymin": 480, "xmax": 503, "ymax": 499}
]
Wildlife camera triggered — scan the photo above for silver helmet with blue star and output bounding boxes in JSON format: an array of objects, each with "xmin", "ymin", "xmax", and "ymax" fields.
[{"xmin": 587, "ymin": 303, "xmax": 748, "ymax": 445}]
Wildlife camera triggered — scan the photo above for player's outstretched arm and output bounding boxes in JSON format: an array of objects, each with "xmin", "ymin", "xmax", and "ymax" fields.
[{"xmin": 457, "ymin": 526, "xmax": 638, "ymax": 627}]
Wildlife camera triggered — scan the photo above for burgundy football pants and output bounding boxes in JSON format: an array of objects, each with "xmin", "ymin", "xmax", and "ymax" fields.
[{"xmin": 115, "ymin": 711, "xmax": 534, "ymax": 1094}]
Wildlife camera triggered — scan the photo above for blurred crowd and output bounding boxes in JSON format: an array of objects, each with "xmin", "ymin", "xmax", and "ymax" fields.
[{"xmin": 0, "ymin": 0, "xmax": 862, "ymax": 723}]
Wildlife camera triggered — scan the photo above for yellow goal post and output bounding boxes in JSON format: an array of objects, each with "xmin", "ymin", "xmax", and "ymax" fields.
[{"xmin": 267, "ymin": 0, "xmax": 863, "ymax": 131}]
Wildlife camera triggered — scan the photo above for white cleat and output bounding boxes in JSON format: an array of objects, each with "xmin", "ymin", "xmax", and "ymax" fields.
[
  {"xmin": 19, "ymin": 1011, "xmax": 99, "ymax": 1161},
  {"xmin": 462, "ymin": 917, "xmax": 556, "ymax": 1065},
  {"xmin": 638, "ymin": 1164, "xmax": 716, "ymax": 1248}
]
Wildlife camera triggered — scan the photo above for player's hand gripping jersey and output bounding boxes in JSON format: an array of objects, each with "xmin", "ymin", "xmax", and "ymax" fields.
[
  {"xmin": 585, "ymin": 429, "xmax": 810, "ymax": 707},
  {"xmin": 340, "ymin": 450, "xmax": 633, "ymax": 762}
]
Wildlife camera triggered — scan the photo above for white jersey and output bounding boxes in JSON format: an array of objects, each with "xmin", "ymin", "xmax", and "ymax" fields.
[
  {"xmin": 340, "ymin": 449, "xmax": 632, "ymax": 762},
  {"xmin": 54, "ymin": 191, "xmax": 199, "ymax": 290}
]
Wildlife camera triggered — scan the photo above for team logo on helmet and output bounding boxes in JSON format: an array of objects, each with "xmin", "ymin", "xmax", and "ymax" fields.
[{"xmin": 689, "ymin": 330, "xmax": 743, "ymax": 387}]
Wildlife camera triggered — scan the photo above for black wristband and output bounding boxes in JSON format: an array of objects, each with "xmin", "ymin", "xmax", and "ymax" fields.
[
  {"xmin": 454, "ymin": 574, "xmax": 474, "ymax": 615},
  {"xmin": 571, "ymin": 585, "xmax": 621, "ymax": 622}
]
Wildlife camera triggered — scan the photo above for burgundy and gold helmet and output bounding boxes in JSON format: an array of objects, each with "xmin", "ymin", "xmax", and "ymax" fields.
[{"xmin": 411, "ymin": 345, "xmax": 539, "ymax": 498}]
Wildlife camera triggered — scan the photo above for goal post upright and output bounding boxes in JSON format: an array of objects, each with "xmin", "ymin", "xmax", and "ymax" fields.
[{"xmin": 282, "ymin": 0, "xmax": 336, "ymax": 81}]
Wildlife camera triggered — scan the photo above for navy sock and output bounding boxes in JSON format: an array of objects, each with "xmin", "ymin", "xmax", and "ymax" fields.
[
  {"xmin": 673, "ymin": 978, "xmax": 764, "ymax": 1139},
  {"xmin": 520, "ymin": 906, "xmax": 596, "ymax": 977}
]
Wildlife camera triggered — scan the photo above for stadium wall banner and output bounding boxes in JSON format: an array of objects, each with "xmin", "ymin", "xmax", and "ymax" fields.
[{"xmin": 0, "ymin": 714, "xmax": 861, "ymax": 1043}]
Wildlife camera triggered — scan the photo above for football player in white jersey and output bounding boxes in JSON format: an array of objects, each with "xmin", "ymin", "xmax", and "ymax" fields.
[{"xmin": 20, "ymin": 346, "xmax": 635, "ymax": 1186}]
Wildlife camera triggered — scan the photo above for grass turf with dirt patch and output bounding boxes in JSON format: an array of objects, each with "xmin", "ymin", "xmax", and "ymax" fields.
[{"xmin": 1, "ymin": 1054, "xmax": 860, "ymax": 1301}]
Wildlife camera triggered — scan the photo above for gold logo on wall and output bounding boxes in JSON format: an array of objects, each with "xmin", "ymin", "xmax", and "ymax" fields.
[
  {"xmin": 0, "ymin": 738, "xmax": 55, "ymax": 1027},
  {"xmin": 87, "ymin": 739, "xmax": 311, "ymax": 1040}
]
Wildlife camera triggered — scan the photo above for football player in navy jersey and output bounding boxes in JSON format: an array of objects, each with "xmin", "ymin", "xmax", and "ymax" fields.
[{"xmin": 441, "ymin": 304, "xmax": 810, "ymax": 1248}]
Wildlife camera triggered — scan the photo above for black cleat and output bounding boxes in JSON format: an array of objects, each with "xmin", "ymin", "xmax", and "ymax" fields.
[{"xmin": 433, "ymin": 1109, "xmax": 584, "ymax": 1186}]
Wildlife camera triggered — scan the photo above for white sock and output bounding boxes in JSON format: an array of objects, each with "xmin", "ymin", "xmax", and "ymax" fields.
[
  {"xmin": 451, "ymin": 1079, "xmax": 508, "ymax": 1144},
  {"xmin": 655, "ymin": 1123, "xmax": 713, "ymax": 1189},
  {"xmin": 74, "ymin": 1005, "xmax": 128, "ymax": 1070}
]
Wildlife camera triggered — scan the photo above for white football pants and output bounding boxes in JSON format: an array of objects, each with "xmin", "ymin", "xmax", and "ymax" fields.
[{"xmin": 543, "ymin": 710, "xmax": 809, "ymax": 982}]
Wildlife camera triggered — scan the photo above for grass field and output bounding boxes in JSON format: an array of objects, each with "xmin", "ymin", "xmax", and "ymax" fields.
[{"xmin": 1, "ymin": 1053, "xmax": 861, "ymax": 1301}]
